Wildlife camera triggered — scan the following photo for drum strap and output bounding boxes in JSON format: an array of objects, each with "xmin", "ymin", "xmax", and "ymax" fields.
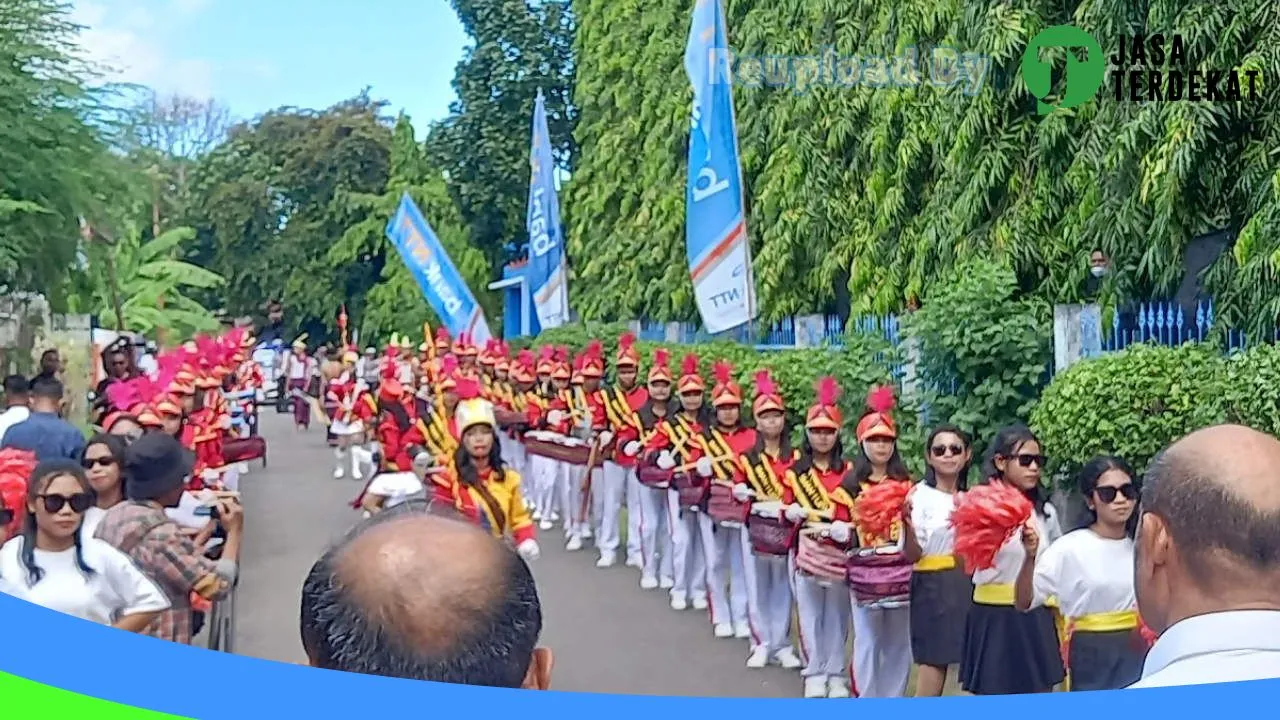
[
  {"xmin": 743, "ymin": 454, "xmax": 784, "ymax": 498},
  {"xmin": 792, "ymin": 469, "xmax": 833, "ymax": 514},
  {"xmin": 704, "ymin": 428, "xmax": 740, "ymax": 480},
  {"xmin": 670, "ymin": 416, "xmax": 697, "ymax": 462},
  {"xmin": 606, "ymin": 388, "xmax": 644, "ymax": 434}
]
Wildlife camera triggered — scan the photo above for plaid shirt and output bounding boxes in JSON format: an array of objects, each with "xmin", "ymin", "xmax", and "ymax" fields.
[{"xmin": 94, "ymin": 501, "xmax": 229, "ymax": 644}]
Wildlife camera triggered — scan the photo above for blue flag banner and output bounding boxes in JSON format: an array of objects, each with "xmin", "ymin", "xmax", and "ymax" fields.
[
  {"xmin": 683, "ymin": 0, "xmax": 756, "ymax": 334},
  {"xmin": 386, "ymin": 192, "xmax": 492, "ymax": 343},
  {"xmin": 526, "ymin": 89, "xmax": 571, "ymax": 329}
]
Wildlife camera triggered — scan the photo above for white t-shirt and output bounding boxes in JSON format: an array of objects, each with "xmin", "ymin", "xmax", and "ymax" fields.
[
  {"xmin": 0, "ymin": 536, "xmax": 170, "ymax": 626},
  {"xmin": 81, "ymin": 506, "xmax": 107, "ymax": 542},
  {"xmin": 910, "ymin": 482, "xmax": 959, "ymax": 556},
  {"xmin": 1029, "ymin": 528, "xmax": 1135, "ymax": 617},
  {"xmin": 0, "ymin": 405, "xmax": 31, "ymax": 445},
  {"xmin": 972, "ymin": 502, "xmax": 1062, "ymax": 586}
]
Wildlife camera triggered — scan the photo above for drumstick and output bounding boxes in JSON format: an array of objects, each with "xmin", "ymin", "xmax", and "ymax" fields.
[{"xmin": 673, "ymin": 455, "xmax": 734, "ymax": 473}]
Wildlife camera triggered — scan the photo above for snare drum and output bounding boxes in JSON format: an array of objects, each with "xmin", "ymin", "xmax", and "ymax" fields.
[
  {"xmin": 747, "ymin": 502, "xmax": 795, "ymax": 556},
  {"xmin": 707, "ymin": 483, "xmax": 750, "ymax": 526},
  {"xmin": 672, "ymin": 471, "xmax": 709, "ymax": 509},
  {"xmin": 637, "ymin": 465, "xmax": 673, "ymax": 489},
  {"xmin": 795, "ymin": 525, "xmax": 849, "ymax": 586}
]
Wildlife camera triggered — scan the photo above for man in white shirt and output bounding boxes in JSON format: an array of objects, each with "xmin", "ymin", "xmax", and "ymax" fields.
[
  {"xmin": 1130, "ymin": 424, "xmax": 1280, "ymax": 688},
  {"xmin": 0, "ymin": 376, "xmax": 31, "ymax": 445}
]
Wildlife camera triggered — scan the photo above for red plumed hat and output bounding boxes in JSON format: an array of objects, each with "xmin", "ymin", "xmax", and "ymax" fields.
[
  {"xmin": 711, "ymin": 360, "xmax": 741, "ymax": 407},
  {"xmin": 856, "ymin": 385, "xmax": 897, "ymax": 441},
  {"xmin": 678, "ymin": 353, "xmax": 704, "ymax": 394},
  {"xmin": 648, "ymin": 348, "xmax": 672, "ymax": 384},
  {"xmin": 616, "ymin": 331, "xmax": 640, "ymax": 367},
  {"xmin": 752, "ymin": 369, "xmax": 784, "ymax": 415},
  {"xmin": 806, "ymin": 376, "xmax": 842, "ymax": 431}
]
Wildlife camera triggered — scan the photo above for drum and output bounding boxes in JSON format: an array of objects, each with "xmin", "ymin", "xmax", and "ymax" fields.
[
  {"xmin": 494, "ymin": 409, "xmax": 526, "ymax": 428},
  {"xmin": 637, "ymin": 465, "xmax": 673, "ymax": 489},
  {"xmin": 846, "ymin": 548, "xmax": 913, "ymax": 606},
  {"xmin": 795, "ymin": 526, "xmax": 849, "ymax": 586},
  {"xmin": 707, "ymin": 483, "xmax": 750, "ymax": 526},
  {"xmin": 522, "ymin": 434, "xmax": 596, "ymax": 466},
  {"xmin": 747, "ymin": 501, "xmax": 795, "ymax": 555},
  {"xmin": 672, "ymin": 471, "xmax": 709, "ymax": 509},
  {"xmin": 222, "ymin": 436, "xmax": 266, "ymax": 465}
]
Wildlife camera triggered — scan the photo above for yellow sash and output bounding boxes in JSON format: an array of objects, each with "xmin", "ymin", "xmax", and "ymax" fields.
[{"xmin": 913, "ymin": 554, "xmax": 956, "ymax": 572}]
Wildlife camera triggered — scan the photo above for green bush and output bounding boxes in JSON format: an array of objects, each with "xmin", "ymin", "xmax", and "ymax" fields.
[
  {"xmin": 1221, "ymin": 343, "xmax": 1280, "ymax": 435},
  {"xmin": 904, "ymin": 258, "xmax": 1052, "ymax": 462},
  {"xmin": 1031, "ymin": 342, "xmax": 1228, "ymax": 485}
]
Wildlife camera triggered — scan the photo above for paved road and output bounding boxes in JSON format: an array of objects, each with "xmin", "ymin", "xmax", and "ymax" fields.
[{"xmin": 233, "ymin": 412, "xmax": 801, "ymax": 697}]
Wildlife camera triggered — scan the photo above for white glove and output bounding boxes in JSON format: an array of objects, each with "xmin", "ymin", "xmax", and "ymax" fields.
[
  {"xmin": 656, "ymin": 451, "xmax": 676, "ymax": 470},
  {"xmin": 219, "ymin": 415, "xmax": 232, "ymax": 430},
  {"xmin": 623, "ymin": 441, "xmax": 641, "ymax": 457},
  {"xmin": 546, "ymin": 410, "xmax": 565, "ymax": 425},
  {"xmin": 695, "ymin": 457, "xmax": 713, "ymax": 478},
  {"xmin": 784, "ymin": 504, "xmax": 808, "ymax": 523},
  {"xmin": 597, "ymin": 430, "xmax": 614, "ymax": 446},
  {"xmin": 829, "ymin": 521, "xmax": 852, "ymax": 544},
  {"xmin": 731, "ymin": 483, "xmax": 754, "ymax": 502},
  {"xmin": 200, "ymin": 468, "xmax": 221, "ymax": 481},
  {"xmin": 517, "ymin": 539, "xmax": 541, "ymax": 562}
]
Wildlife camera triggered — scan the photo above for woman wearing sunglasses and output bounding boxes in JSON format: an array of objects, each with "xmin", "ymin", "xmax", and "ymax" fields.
[
  {"xmin": 907, "ymin": 424, "xmax": 973, "ymax": 697},
  {"xmin": 1014, "ymin": 455, "xmax": 1145, "ymax": 690},
  {"xmin": 80, "ymin": 435, "xmax": 129, "ymax": 540},
  {"xmin": 0, "ymin": 459, "xmax": 169, "ymax": 631},
  {"xmin": 959, "ymin": 424, "xmax": 1065, "ymax": 695}
]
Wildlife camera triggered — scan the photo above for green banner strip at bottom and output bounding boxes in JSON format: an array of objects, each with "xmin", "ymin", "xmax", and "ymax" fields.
[{"xmin": 0, "ymin": 671, "xmax": 192, "ymax": 719}]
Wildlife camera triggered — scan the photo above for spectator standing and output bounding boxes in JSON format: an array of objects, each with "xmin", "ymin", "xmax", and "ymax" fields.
[
  {"xmin": 29, "ymin": 349, "xmax": 61, "ymax": 387},
  {"xmin": 0, "ymin": 376, "xmax": 31, "ymax": 445},
  {"xmin": 1, "ymin": 379, "xmax": 85, "ymax": 462},
  {"xmin": 1130, "ymin": 425, "xmax": 1280, "ymax": 687},
  {"xmin": 95, "ymin": 432, "xmax": 244, "ymax": 644}
]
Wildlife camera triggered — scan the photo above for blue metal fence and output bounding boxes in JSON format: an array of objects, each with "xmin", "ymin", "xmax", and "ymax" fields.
[{"xmin": 1104, "ymin": 300, "xmax": 1277, "ymax": 353}]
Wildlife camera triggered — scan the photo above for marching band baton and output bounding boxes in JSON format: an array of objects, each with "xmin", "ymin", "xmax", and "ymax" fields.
[{"xmin": 577, "ymin": 434, "xmax": 603, "ymax": 524}]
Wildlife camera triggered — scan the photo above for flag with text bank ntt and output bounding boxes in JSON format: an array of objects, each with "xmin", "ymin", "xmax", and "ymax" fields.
[
  {"xmin": 386, "ymin": 192, "xmax": 492, "ymax": 343},
  {"xmin": 683, "ymin": 0, "xmax": 757, "ymax": 334},
  {"xmin": 526, "ymin": 88, "xmax": 570, "ymax": 329}
]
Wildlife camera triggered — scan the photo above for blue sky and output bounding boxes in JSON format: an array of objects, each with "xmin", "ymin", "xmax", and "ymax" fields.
[{"xmin": 71, "ymin": 0, "xmax": 468, "ymax": 132}]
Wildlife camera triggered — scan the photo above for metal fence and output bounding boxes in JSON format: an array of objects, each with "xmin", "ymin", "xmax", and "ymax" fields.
[{"xmin": 1103, "ymin": 300, "xmax": 1276, "ymax": 353}]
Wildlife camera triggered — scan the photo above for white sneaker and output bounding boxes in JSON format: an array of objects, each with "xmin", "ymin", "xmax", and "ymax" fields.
[
  {"xmin": 733, "ymin": 622, "xmax": 751, "ymax": 639},
  {"xmin": 550, "ymin": 512, "xmax": 560, "ymax": 522},
  {"xmin": 532, "ymin": 509, "xmax": 543, "ymax": 521},
  {"xmin": 670, "ymin": 592, "xmax": 688, "ymax": 611},
  {"xmin": 566, "ymin": 535, "xmax": 583, "ymax": 552},
  {"xmin": 333, "ymin": 467, "xmax": 345, "ymax": 479},
  {"xmin": 640, "ymin": 575, "xmax": 659, "ymax": 590},
  {"xmin": 595, "ymin": 552, "xmax": 616, "ymax": 568},
  {"xmin": 659, "ymin": 576, "xmax": 675, "ymax": 589},
  {"xmin": 626, "ymin": 554, "xmax": 643, "ymax": 568},
  {"xmin": 581, "ymin": 526, "xmax": 594, "ymax": 540},
  {"xmin": 827, "ymin": 677, "xmax": 850, "ymax": 698},
  {"xmin": 774, "ymin": 647, "xmax": 802, "ymax": 670},
  {"xmin": 691, "ymin": 593, "xmax": 709, "ymax": 610},
  {"xmin": 539, "ymin": 519, "xmax": 553, "ymax": 530},
  {"xmin": 713, "ymin": 623, "xmax": 734, "ymax": 638},
  {"xmin": 803, "ymin": 676, "xmax": 828, "ymax": 698},
  {"xmin": 746, "ymin": 646, "xmax": 769, "ymax": 669},
  {"xmin": 237, "ymin": 462, "xmax": 249, "ymax": 474}
]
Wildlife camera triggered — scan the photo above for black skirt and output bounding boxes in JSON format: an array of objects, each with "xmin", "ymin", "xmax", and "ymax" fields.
[
  {"xmin": 1068, "ymin": 629, "xmax": 1147, "ymax": 691},
  {"xmin": 960, "ymin": 603, "xmax": 1065, "ymax": 695},
  {"xmin": 909, "ymin": 567, "xmax": 973, "ymax": 666}
]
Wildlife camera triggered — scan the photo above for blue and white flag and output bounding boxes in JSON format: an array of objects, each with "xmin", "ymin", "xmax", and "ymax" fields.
[
  {"xmin": 525, "ymin": 89, "xmax": 570, "ymax": 329},
  {"xmin": 683, "ymin": 0, "xmax": 756, "ymax": 334},
  {"xmin": 386, "ymin": 193, "xmax": 492, "ymax": 343}
]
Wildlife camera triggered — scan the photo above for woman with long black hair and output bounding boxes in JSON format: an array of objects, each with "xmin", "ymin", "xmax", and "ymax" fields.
[
  {"xmin": 907, "ymin": 424, "xmax": 974, "ymax": 697},
  {"xmin": 1014, "ymin": 455, "xmax": 1145, "ymax": 691},
  {"xmin": 960, "ymin": 424, "xmax": 1065, "ymax": 695},
  {"xmin": 80, "ymin": 434, "xmax": 129, "ymax": 540},
  {"xmin": 0, "ymin": 460, "xmax": 169, "ymax": 631}
]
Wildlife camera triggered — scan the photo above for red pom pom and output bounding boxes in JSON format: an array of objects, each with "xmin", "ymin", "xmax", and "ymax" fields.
[
  {"xmin": 653, "ymin": 348, "xmax": 670, "ymax": 367},
  {"xmin": 440, "ymin": 354, "xmax": 459, "ymax": 377},
  {"xmin": 681, "ymin": 353, "xmax": 700, "ymax": 377},
  {"xmin": 618, "ymin": 331, "xmax": 635, "ymax": 353},
  {"xmin": 853, "ymin": 480, "xmax": 913, "ymax": 542},
  {"xmin": 867, "ymin": 385, "xmax": 896, "ymax": 414},
  {"xmin": 949, "ymin": 483, "xmax": 1033, "ymax": 573},
  {"xmin": 0, "ymin": 448, "xmax": 35, "ymax": 537},
  {"xmin": 455, "ymin": 375, "xmax": 483, "ymax": 400},
  {"xmin": 815, "ymin": 376, "xmax": 840, "ymax": 406},
  {"xmin": 713, "ymin": 360, "xmax": 733, "ymax": 385},
  {"xmin": 754, "ymin": 369, "xmax": 777, "ymax": 396}
]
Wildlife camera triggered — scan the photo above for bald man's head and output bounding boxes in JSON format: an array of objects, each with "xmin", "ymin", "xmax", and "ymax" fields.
[
  {"xmin": 300, "ymin": 507, "xmax": 546, "ymax": 688},
  {"xmin": 1137, "ymin": 425, "xmax": 1280, "ymax": 630}
]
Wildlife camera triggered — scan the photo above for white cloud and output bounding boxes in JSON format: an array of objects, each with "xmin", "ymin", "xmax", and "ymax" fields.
[{"xmin": 70, "ymin": 0, "xmax": 216, "ymax": 99}]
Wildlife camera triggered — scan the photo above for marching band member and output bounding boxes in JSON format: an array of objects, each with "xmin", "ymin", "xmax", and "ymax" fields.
[
  {"xmin": 418, "ymin": 357, "xmax": 461, "ymax": 468},
  {"xmin": 783, "ymin": 377, "xmax": 855, "ymax": 698},
  {"xmin": 697, "ymin": 361, "xmax": 756, "ymax": 639},
  {"xmin": 372, "ymin": 375, "xmax": 425, "ymax": 475},
  {"xmin": 908, "ymin": 425, "xmax": 974, "ymax": 697},
  {"xmin": 444, "ymin": 375, "xmax": 540, "ymax": 562},
  {"xmin": 548, "ymin": 349, "xmax": 587, "ymax": 549},
  {"xmin": 455, "ymin": 333, "xmax": 480, "ymax": 375},
  {"xmin": 643, "ymin": 353, "xmax": 709, "ymax": 613},
  {"xmin": 959, "ymin": 424, "xmax": 1065, "ymax": 696},
  {"xmin": 618, "ymin": 349, "xmax": 672, "ymax": 590},
  {"xmin": 284, "ymin": 335, "xmax": 315, "ymax": 431},
  {"xmin": 1014, "ymin": 455, "xmax": 1145, "ymax": 691},
  {"xmin": 526, "ymin": 347, "xmax": 562, "ymax": 528},
  {"xmin": 845, "ymin": 387, "xmax": 915, "ymax": 698},
  {"xmin": 736, "ymin": 370, "xmax": 802, "ymax": 669},
  {"xmin": 579, "ymin": 342, "xmax": 619, "ymax": 568},
  {"xmin": 500, "ymin": 349, "xmax": 533, "ymax": 482},
  {"xmin": 326, "ymin": 349, "xmax": 365, "ymax": 480},
  {"xmin": 602, "ymin": 332, "xmax": 648, "ymax": 569}
]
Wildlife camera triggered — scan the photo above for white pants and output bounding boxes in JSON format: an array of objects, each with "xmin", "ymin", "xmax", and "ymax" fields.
[
  {"xmin": 500, "ymin": 433, "xmax": 526, "ymax": 479},
  {"xmin": 749, "ymin": 553, "xmax": 794, "ymax": 655},
  {"xmin": 638, "ymin": 484, "xmax": 672, "ymax": 581},
  {"xmin": 696, "ymin": 513, "xmax": 749, "ymax": 627},
  {"xmin": 592, "ymin": 461, "xmax": 626, "ymax": 554},
  {"xmin": 793, "ymin": 560, "xmax": 850, "ymax": 679},
  {"xmin": 624, "ymin": 465, "xmax": 642, "ymax": 560},
  {"xmin": 851, "ymin": 605, "xmax": 912, "ymax": 698},
  {"xmin": 529, "ymin": 454, "xmax": 560, "ymax": 519},
  {"xmin": 666, "ymin": 490, "xmax": 706, "ymax": 598},
  {"xmin": 561, "ymin": 461, "xmax": 591, "ymax": 535}
]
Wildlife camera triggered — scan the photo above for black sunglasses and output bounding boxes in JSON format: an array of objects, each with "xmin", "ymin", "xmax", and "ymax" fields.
[
  {"xmin": 930, "ymin": 443, "xmax": 965, "ymax": 458},
  {"xmin": 83, "ymin": 457, "xmax": 117, "ymax": 469},
  {"xmin": 1013, "ymin": 453, "xmax": 1047, "ymax": 468},
  {"xmin": 1094, "ymin": 484, "xmax": 1138, "ymax": 504},
  {"xmin": 39, "ymin": 493, "xmax": 93, "ymax": 515}
]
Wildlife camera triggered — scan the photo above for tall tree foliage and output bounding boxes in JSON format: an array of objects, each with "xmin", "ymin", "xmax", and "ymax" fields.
[
  {"xmin": 431, "ymin": 0, "xmax": 578, "ymax": 271},
  {"xmin": 566, "ymin": 0, "xmax": 1280, "ymax": 333}
]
